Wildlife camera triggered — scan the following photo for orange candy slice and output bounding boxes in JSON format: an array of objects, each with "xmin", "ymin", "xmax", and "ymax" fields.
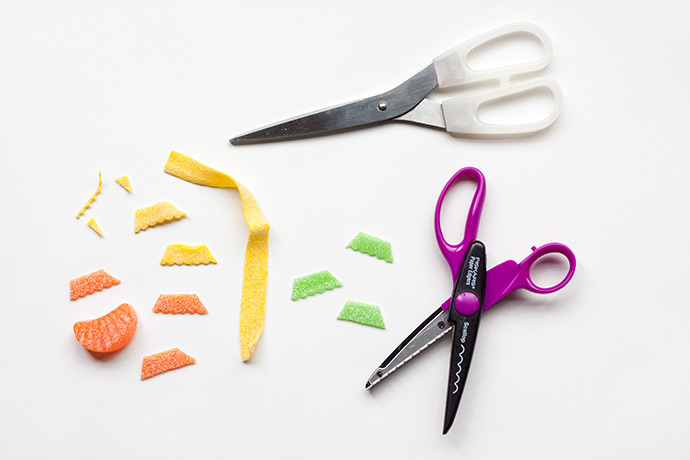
[
  {"xmin": 141, "ymin": 348, "xmax": 196, "ymax": 380},
  {"xmin": 73, "ymin": 303, "xmax": 138, "ymax": 353},
  {"xmin": 70, "ymin": 269, "xmax": 120, "ymax": 300},
  {"xmin": 153, "ymin": 294, "xmax": 208, "ymax": 314}
]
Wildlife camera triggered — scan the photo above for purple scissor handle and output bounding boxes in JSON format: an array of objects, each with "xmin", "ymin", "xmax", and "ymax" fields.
[
  {"xmin": 484, "ymin": 242, "xmax": 576, "ymax": 309},
  {"xmin": 434, "ymin": 167, "xmax": 576, "ymax": 311},
  {"xmin": 434, "ymin": 167, "xmax": 486, "ymax": 282},
  {"xmin": 438, "ymin": 242, "xmax": 577, "ymax": 312}
]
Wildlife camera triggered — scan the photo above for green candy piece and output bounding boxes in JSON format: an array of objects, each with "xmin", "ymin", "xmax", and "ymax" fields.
[
  {"xmin": 337, "ymin": 300, "xmax": 385, "ymax": 329},
  {"xmin": 291, "ymin": 270, "xmax": 343, "ymax": 300},
  {"xmin": 346, "ymin": 232, "xmax": 393, "ymax": 263}
]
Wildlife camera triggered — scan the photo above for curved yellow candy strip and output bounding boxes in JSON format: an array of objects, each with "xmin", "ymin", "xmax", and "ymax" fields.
[
  {"xmin": 76, "ymin": 172, "xmax": 102, "ymax": 218},
  {"xmin": 164, "ymin": 151, "xmax": 270, "ymax": 361},
  {"xmin": 135, "ymin": 201, "xmax": 186, "ymax": 233},
  {"xmin": 160, "ymin": 244, "xmax": 217, "ymax": 265}
]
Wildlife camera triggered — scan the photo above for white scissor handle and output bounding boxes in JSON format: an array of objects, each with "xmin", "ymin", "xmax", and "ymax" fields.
[
  {"xmin": 441, "ymin": 78, "xmax": 563, "ymax": 136},
  {"xmin": 432, "ymin": 22, "xmax": 554, "ymax": 88}
]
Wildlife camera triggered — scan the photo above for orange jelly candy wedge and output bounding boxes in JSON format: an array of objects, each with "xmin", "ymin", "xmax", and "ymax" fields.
[
  {"xmin": 70, "ymin": 269, "xmax": 120, "ymax": 300},
  {"xmin": 141, "ymin": 348, "xmax": 196, "ymax": 380},
  {"xmin": 73, "ymin": 303, "xmax": 138, "ymax": 353},
  {"xmin": 153, "ymin": 294, "xmax": 208, "ymax": 314}
]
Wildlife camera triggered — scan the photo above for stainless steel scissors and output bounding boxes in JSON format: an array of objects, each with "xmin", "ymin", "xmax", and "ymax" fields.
[
  {"xmin": 231, "ymin": 23, "xmax": 562, "ymax": 144},
  {"xmin": 365, "ymin": 167, "xmax": 576, "ymax": 434}
]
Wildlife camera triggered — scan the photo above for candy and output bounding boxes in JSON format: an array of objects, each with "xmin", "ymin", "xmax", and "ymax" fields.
[
  {"xmin": 73, "ymin": 303, "xmax": 138, "ymax": 353},
  {"xmin": 291, "ymin": 270, "xmax": 343, "ymax": 300},
  {"xmin": 134, "ymin": 201, "xmax": 186, "ymax": 233},
  {"xmin": 75, "ymin": 172, "xmax": 102, "ymax": 219},
  {"xmin": 141, "ymin": 348, "xmax": 195, "ymax": 380},
  {"xmin": 346, "ymin": 232, "xmax": 393, "ymax": 263},
  {"xmin": 164, "ymin": 151, "xmax": 270, "ymax": 362},
  {"xmin": 114, "ymin": 175, "xmax": 132, "ymax": 193},
  {"xmin": 153, "ymin": 294, "xmax": 208, "ymax": 314},
  {"xmin": 70, "ymin": 269, "xmax": 120, "ymax": 300},
  {"xmin": 337, "ymin": 300, "xmax": 386, "ymax": 329},
  {"xmin": 160, "ymin": 244, "xmax": 217, "ymax": 265},
  {"xmin": 87, "ymin": 217, "xmax": 104, "ymax": 237}
]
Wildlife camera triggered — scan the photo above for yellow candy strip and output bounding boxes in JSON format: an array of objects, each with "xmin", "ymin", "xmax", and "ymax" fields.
[
  {"xmin": 87, "ymin": 217, "xmax": 104, "ymax": 237},
  {"xmin": 76, "ymin": 172, "xmax": 102, "ymax": 218},
  {"xmin": 160, "ymin": 244, "xmax": 217, "ymax": 265},
  {"xmin": 164, "ymin": 151, "xmax": 270, "ymax": 361},
  {"xmin": 135, "ymin": 201, "xmax": 187, "ymax": 233}
]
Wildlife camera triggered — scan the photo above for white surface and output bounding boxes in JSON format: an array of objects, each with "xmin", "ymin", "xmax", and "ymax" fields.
[{"xmin": 1, "ymin": 1, "xmax": 689, "ymax": 459}]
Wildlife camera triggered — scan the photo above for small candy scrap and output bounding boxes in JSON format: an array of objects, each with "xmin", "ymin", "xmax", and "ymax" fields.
[
  {"xmin": 76, "ymin": 171, "xmax": 102, "ymax": 219},
  {"xmin": 134, "ymin": 201, "xmax": 186, "ymax": 233},
  {"xmin": 87, "ymin": 217, "xmax": 104, "ymax": 237},
  {"xmin": 346, "ymin": 232, "xmax": 393, "ymax": 263},
  {"xmin": 153, "ymin": 294, "xmax": 208, "ymax": 314},
  {"xmin": 160, "ymin": 244, "xmax": 217, "ymax": 265},
  {"xmin": 70, "ymin": 269, "xmax": 120, "ymax": 300},
  {"xmin": 114, "ymin": 175, "xmax": 132, "ymax": 193},
  {"xmin": 291, "ymin": 270, "xmax": 343, "ymax": 300},
  {"xmin": 73, "ymin": 303, "xmax": 138, "ymax": 353},
  {"xmin": 141, "ymin": 348, "xmax": 196, "ymax": 380},
  {"xmin": 337, "ymin": 300, "xmax": 386, "ymax": 329}
]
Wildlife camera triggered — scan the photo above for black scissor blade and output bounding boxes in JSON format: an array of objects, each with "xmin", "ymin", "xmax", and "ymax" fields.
[
  {"xmin": 443, "ymin": 315, "xmax": 481, "ymax": 434},
  {"xmin": 443, "ymin": 241, "xmax": 487, "ymax": 434},
  {"xmin": 230, "ymin": 64, "xmax": 438, "ymax": 144}
]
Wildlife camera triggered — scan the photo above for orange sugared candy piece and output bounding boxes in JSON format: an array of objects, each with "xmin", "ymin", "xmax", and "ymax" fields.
[
  {"xmin": 70, "ymin": 269, "xmax": 120, "ymax": 300},
  {"xmin": 73, "ymin": 303, "xmax": 138, "ymax": 353},
  {"xmin": 153, "ymin": 294, "xmax": 208, "ymax": 314},
  {"xmin": 141, "ymin": 348, "xmax": 196, "ymax": 380}
]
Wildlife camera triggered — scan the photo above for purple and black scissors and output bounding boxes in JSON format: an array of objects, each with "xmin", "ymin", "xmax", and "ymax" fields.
[{"xmin": 365, "ymin": 167, "xmax": 576, "ymax": 434}]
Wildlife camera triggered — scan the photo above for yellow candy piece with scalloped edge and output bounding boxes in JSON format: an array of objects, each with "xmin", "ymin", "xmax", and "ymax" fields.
[
  {"xmin": 160, "ymin": 244, "xmax": 217, "ymax": 265},
  {"xmin": 134, "ymin": 201, "xmax": 186, "ymax": 233},
  {"xmin": 164, "ymin": 150, "xmax": 269, "ymax": 361}
]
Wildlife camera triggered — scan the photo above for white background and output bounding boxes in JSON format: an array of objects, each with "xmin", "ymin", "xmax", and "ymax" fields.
[{"xmin": 1, "ymin": 1, "xmax": 689, "ymax": 459}]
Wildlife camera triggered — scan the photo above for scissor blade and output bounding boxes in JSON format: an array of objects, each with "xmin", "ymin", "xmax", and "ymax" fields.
[
  {"xmin": 443, "ymin": 315, "xmax": 481, "ymax": 434},
  {"xmin": 230, "ymin": 64, "xmax": 438, "ymax": 144},
  {"xmin": 365, "ymin": 305, "xmax": 451, "ymax": 390},
  {"xmin": 443, "ymin": 241, "xmax": 487, "ymax": 434}
]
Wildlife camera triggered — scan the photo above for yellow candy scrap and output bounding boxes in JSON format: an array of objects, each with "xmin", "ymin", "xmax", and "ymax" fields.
[
  {"xmin": 76, "ymin": 172, "xmax": 102, "ymax": 219},
  {"xmin": 134, "ymin": 201, "xmax": 187, "ymax": 233},
  {"xmin": 160, "ymin": 244, "xmax": 217, "ymax": 265},
  {"xmin": 87, "ymin": 217, "xmax": 104, "ymax": 237},
  {"xmin": 115, "ymin": 175, "xmax": 132, "ymax": 193},
  {"xmin": 164, "ymin": 151, "xmax": 270, "ymax": 362}
]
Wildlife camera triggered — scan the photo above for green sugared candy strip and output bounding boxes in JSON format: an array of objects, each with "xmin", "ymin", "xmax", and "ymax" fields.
[
  {"xmin": 337, "ymin": 300, "xmax": 385, "ymax": 329},
  {"xmin": 346, "ymin": 232, "xmax": 393, "ymax": 263},
  {"xmin": 291, "ymin": 270, "xmax": 343, "ymax": 300}
]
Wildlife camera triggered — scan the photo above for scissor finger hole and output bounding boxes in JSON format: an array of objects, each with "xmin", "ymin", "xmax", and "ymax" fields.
[
  {"xmin": 528, "ymin": 252, "xmax": 571, "ymax": 290},
  {"xmin": 477, "ymin": 86, "xmax": 557, "ymax": 127},
  {"xmin": 466, "ymin": 33, "xmax": 546, "ymax": 72},
  {"xmin": 438, "ymin": 179, "xmax": 477, "ymax": 246}
]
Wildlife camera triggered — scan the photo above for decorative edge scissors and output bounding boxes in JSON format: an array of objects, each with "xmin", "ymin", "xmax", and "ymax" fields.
[
  {"xmin": 231, "ymin": 23, "xmax": 562, "ymax": 144},
  {"xmin": 364, "ymin": 167, "xmax": 576, "ymax": 434}
]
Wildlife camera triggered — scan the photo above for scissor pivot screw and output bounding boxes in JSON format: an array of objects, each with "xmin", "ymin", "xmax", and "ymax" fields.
[
  {"xmin": 438, "ymin": 321, "xmax": 445, "ymax": 329},
  {"xmin": 377, "ymin": 101, "xmax": 388, "ymax": 111}
]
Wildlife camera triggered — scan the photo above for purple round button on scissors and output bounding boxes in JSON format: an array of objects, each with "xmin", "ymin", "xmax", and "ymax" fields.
[{"xmin": 365, "ymin": 166, "xmax": 576, "ymax": 435}]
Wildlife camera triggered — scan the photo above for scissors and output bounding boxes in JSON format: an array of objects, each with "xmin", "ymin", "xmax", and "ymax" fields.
[
  {"xmin": 230, "ymin": 23, "xmax": 562, "ymax": 144},
  {"xmin": 364, "ymin": 167, "xmax": 576, "ymax": 434}
]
